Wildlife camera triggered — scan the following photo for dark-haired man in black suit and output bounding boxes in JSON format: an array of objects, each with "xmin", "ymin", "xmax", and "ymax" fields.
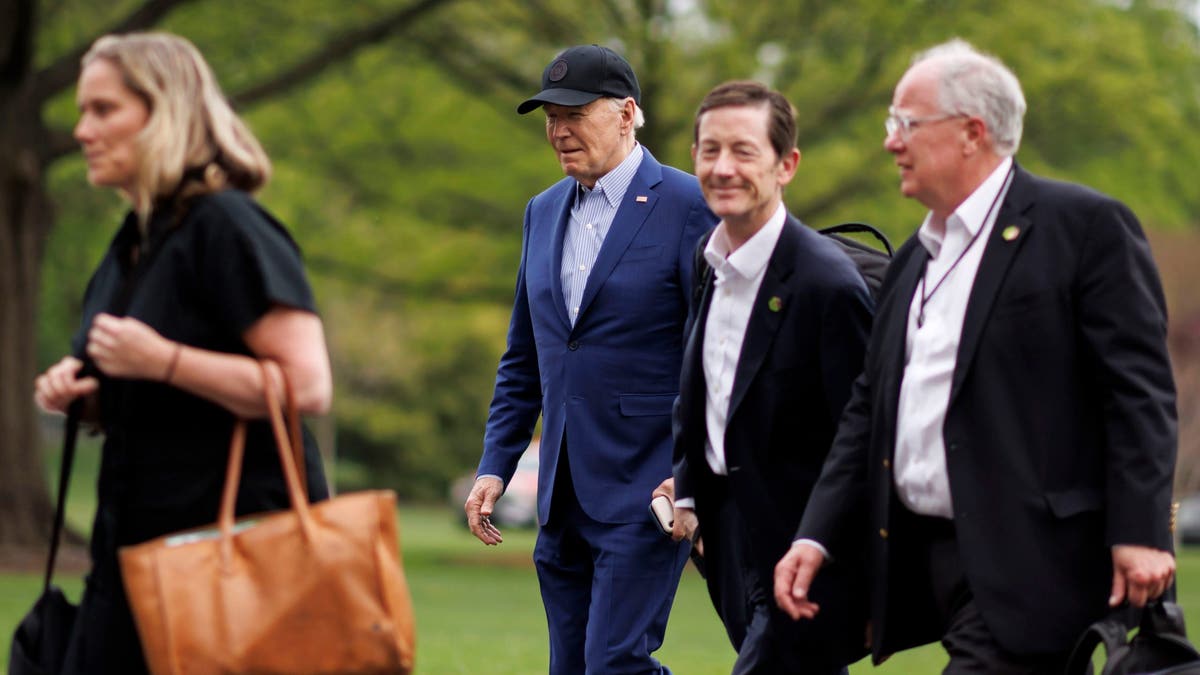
[{"xmin": 659, "ymin": 80, "xmax": 873, "ymax": 674}]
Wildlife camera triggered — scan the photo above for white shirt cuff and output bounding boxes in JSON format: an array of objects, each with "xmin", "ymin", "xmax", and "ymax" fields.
[
  {"xmin": 792, "ymin": 538, "xmax": 830, "ymax": 560},
  {"xmin": 674, "ymin": 497, "xmax": 696, "ymax": 510}
]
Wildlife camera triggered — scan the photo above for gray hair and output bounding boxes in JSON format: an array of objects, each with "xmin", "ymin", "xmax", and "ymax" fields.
[
  {"xmin": 608, "ymin": 97, "xmax": 645, "ymax": 135},
  {"xmin": 912, "ymin": 38, "xmax": 1026, "ymax": 157}
]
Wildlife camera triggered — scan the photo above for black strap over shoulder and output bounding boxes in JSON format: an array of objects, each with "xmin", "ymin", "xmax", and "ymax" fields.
[
  {"xmin": 817, "ymin": 221, "xmax": 894, "ymax": 257},
  {"xmin": 1066, "ymin": 601, "xmax": 1200, "ymax": 675},
  {"xmin": 44, "ymin": 217, "xmax": 180, "ymax": 588},
  {"xmin": 690, "ymin": 221, "xmax": 893, "ymax": 307}
]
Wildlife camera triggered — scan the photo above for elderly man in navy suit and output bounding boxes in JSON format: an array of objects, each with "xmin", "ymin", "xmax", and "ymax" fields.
[
  {"xmin": 659, "ymin": 81, "xmax": 873, "ymax": 674},
  {"xmin": 464, "ymin": 44, "xmax": 716, "ymax": 674},
  {"xmin": 775, "ymin": 39, "xmax": 1177, "ymax": 674}
]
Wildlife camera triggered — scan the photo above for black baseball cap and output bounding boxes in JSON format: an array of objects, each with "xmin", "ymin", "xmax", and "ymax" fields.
[{"xmin": 517, "ymin": 45, "xmax": 641, "ymax": 115}]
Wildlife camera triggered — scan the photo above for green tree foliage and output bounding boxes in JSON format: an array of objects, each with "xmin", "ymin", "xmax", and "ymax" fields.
[{"xmin": 28, "ymin": 0, "xmax": 1200, "ymax": 512}]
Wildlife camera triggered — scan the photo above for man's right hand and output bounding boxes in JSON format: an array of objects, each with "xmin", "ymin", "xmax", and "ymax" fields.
[
  {"xmin": 651, "ymin": 477, "xmax": 702, "ymax": 553},
  {"xmin": 464, "ymin": 476, "xmax": 505, "ymax": 545},
  {"xmin": 774, "ymin": 542, "xmax": 826, "ymax": 620}
]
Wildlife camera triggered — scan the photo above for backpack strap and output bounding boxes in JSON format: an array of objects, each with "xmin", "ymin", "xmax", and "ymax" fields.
[
  {"xmin": 42, "ymin": 401, "xmax": 82, "ymax": 592},
  {"xmin": 1065, "ymin": 614, "xmax": 1132, "ymax": 675},
  {"xmin": 45, "ymin": 214, "xmax": 183, "ymax": 588},
  {"xmin": 818, "ymin": 221, "xmax": 894, "ymax": 257}
]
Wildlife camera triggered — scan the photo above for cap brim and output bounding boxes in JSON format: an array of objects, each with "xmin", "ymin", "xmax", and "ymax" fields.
[{"xmin": 516, "ymin": 88, "xmax": 603, "ymax": 114}]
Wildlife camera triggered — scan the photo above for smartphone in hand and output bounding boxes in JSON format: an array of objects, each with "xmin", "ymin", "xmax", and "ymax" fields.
[{"xmin": 649, "ymin": 495, "xmax": 674, "ymax": 536}]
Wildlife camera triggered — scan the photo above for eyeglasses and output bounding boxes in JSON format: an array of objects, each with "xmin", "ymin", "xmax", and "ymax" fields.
[{"xmin": 884, "ymin": 106, "xmax": 964, "ymax": 139}]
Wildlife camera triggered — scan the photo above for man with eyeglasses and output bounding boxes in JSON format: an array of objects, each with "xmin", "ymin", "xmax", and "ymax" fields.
[
  {"xmin": 464, "ymin": 44, "xmax": 716, "ymax": 674},
  {"xmin": 774, "ymin": 38, "xmax": 1177, "ymax": 673}
]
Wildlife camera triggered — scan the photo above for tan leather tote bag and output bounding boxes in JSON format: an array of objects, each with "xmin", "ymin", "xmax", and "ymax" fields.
[{"xmin": 120, "ymin": 363, "xmax": 415, "ymax": 674}]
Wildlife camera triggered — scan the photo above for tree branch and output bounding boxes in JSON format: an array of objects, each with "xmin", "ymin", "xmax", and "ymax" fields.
[
  {"xmin": 30, "ymin": 0, "xmax": 198, "ymax": 105},
  {"xmin": 231, "ymin": 0, "xmax": 460, "ymax": 108},
  {"xmin": 409, "ymin": 30, "xmax": 530, "ymax": 104},
  {"xmin": 796, "ymin": 47, "xmax": 891, "ymax": 141}
]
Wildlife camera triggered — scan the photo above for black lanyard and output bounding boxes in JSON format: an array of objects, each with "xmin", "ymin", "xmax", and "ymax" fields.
[{"xmin": 916, "ymin": 166, "xmax": 1014, "ymax": 328}]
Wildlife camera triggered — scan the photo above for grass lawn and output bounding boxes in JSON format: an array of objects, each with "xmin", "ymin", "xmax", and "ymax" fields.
[{"xmin": 3, "ymin": 489, "xmax": 1198, "ymax": 673}]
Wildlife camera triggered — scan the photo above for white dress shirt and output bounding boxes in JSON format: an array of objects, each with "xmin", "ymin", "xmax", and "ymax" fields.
[
  {"xmin": 675, "ymin": 204, "xmax": 786, "ymax": 511},
  {"xmin": 702, "ymin": 203, "xmax": 787, "ymax": 475},
  {"xmin": 893, "ymin": 157, "xmax": 1014, "ymax": 518}
]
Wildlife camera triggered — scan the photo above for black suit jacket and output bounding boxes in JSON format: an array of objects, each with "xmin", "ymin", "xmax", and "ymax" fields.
[
  {"xmin": 797, "ymin": 163, "xmax": 1177, "ymax": 661},
  {"xmin": 674, "ymin": 214, "xmax": 874, "ymax": 665}
]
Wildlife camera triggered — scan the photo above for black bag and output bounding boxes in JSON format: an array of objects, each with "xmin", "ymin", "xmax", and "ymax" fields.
[
  {"xmin": 816, "ymin": 221, "xmax": 894, "ymax": 299},
  {"xmin": 1066, "ymin": 600, "xmax": 1200, "ymax": 675},
  {"xmin": 7, "ymin": 399, "xmax": 84, "ymax": 675},
  {"xmin": 692, "ymin": 221, "xmax": 894, "ymax": 305}
]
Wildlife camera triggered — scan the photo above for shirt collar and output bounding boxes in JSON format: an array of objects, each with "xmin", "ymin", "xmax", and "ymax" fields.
[
  {"xmin": 577, "ymin": 143, "xmax": 643, "ymax": 210},
  {"xmin": 703, "ymin": 202, "xmax": 787, "ymax": 280},
  {"xmin": 918, "ymin": 156, "xmax": 1013, "ymax": 258}
]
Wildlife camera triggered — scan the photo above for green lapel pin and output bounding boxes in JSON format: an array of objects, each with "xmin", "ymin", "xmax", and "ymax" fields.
[{"xmin": 768, "ymin": 296, "xmax": 783, "ymax": 312}]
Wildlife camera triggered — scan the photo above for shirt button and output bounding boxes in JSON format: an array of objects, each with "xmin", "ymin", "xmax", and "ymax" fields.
[
  {"xmin": 879, "ymin": 528, "xmax": 888, "ymax": 539},
  {"xmin": 586, "ymin": 223, "xmax": 594, "ymax": 230},
  {"xmin": 578, "ymin": 265, "xmax": 586, "ymax": 271},
  {"xmin": 568, "ymin": 341, "xmax": 579, "ymax": 351}
]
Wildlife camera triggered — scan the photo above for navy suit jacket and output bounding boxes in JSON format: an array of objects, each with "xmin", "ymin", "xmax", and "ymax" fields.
[
  {"xmin": 797, "ymin": 164, "xmax": 1177, "ymax": 661},
  {"xmin": 673, "ymin": 214, "xmax": 873, "ymax": 665},
  {"xmin": 479, "ymin": 148, "xmax": 716, "ymax": 525}
]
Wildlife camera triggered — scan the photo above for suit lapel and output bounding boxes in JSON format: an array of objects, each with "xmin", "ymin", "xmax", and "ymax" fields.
[
  {"xmin": 878, "ymin": 238, "xmax": 928, "ymax": 435},
  {"xmin": 680, "ymin": 270, "xmax": 715, "ymax": 454},
  {"xmin": 725, "ymin": 217, "xmax": 798, "ymax": 423},
  {"xmin": 575, "ymin": 152, "xmax": 662, "ymax": 322},
  {"xmin": 949, "ymin": 165, "xmax": 1036, "ymax": 406},
  {"xmin": 548, "ymin": 183, "xmax": 575, "ymax": 329},
  {"xmin": 683, "ymin": 270, "xmax": 716, "ymax": 396}
]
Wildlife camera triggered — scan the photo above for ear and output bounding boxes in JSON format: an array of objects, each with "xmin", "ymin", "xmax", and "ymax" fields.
[
  {"xmin": 619, "ymin": 97, "xmax": 637, "ymax": 133},
  {"xmin": 962, "ymin": 116, "xmax": 987, "ymax": 155},
  {"xmin": 690, "ymin": 143, "xmax": 698, "ymax": 165},
  {"xmin": 777, "ymin": 148, "xmax": 800, "ymax": 186}
]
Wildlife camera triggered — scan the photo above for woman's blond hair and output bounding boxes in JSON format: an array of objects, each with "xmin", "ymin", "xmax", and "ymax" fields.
[{"xmin": 82, "ymin": 32, "xmax": 271, "ymax": 223}]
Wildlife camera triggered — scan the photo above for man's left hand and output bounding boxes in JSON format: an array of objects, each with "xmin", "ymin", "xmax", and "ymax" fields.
[{"xmin": 1110, "ymin": 544, "xmax": 1175, "ymax": 607}]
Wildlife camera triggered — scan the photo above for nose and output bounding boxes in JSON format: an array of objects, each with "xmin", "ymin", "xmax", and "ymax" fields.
[
  {"xmin": 883, "ymin": 128, "xmax": 904, "ymax": 153},
  {"xmin": 548, "ymin": 119, "xmax": 569, "ymax": 140},
  {"xmin": 712, "ymin": 149, "xmax": 736, "ymax": 176},
  {"xmin": 74, "ymin": 113, "xmax": 93, "ymax": 144}
]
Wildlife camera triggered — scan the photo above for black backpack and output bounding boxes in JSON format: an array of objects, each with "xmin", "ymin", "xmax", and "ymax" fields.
[
  {"xmin": 692, "ymin": 221, "xmax": 893, "ymax": 304},
  {"xmin": 1066, "ymin": 601, "xmax": 1200, "ymax": 675}
]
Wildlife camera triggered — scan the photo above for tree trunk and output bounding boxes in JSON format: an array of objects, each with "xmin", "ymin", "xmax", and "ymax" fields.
[{"xmin": 0, "ymin": 99, "xmax": 55, "ymax": 552}]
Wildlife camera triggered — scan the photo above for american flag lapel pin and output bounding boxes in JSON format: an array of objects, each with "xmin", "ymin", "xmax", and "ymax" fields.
[{"xmin": 635, "ymin": 195, "xmax": 648, "ymax": 203}]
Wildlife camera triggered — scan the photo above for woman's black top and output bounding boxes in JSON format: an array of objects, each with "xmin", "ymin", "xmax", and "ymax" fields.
[{"xmin": 73, "ymin": 189, "xmax": 330, "ymax": 547}]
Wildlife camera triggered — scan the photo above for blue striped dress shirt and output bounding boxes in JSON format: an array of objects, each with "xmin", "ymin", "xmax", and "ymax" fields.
[{"xmin": 560, "ymin": 144, "xmax": 644, "ymax": 325}]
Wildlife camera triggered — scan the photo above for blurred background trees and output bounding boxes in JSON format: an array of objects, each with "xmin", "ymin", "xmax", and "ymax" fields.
[{"xmin": 4, "ymin": 0, "xmax": 1200, "ymax": 553}]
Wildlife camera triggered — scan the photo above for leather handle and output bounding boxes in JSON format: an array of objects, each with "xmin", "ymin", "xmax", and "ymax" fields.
[
  {"xmin": 217, "ymin": 361, "xmax": 314, "ymax": 567},
  {"xmin": 259, "ymin": 361, "xmax": 312, "ymax": 524},
  {"xmin": 281, "ymin": 365, "xmax": 307, "ymax": 497}
]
